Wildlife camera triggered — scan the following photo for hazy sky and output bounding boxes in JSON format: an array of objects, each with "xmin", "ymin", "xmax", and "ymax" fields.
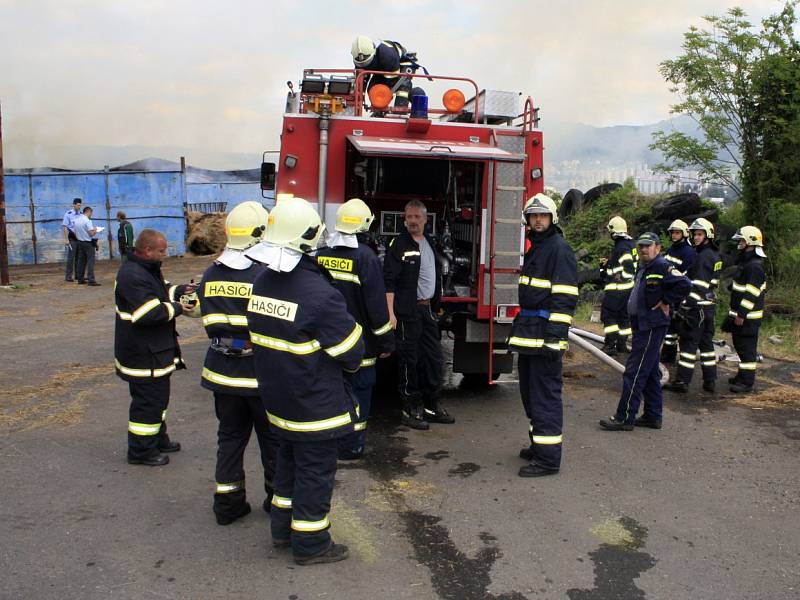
[{"xmin": 0, "ymin": 0, "xmax": 783, "ymax": 167}]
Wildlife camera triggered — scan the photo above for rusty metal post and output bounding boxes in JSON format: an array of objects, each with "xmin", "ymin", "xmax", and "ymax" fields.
[
  {"xmin": 104, "ymin": 165, "xmax": 113, "ymax": 259},
  {"xmin": 0, "ymin": 102, "xmax": 10, "ymax": 285},
  {"xmin": 28, "ymin": 173, "xmax": 38, "ymax": 264}
]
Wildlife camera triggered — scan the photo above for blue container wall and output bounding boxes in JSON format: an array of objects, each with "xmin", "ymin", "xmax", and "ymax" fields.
[
  {"xmin": 4, "ymin": 171, "xmax": 187, "ymax": 265},
  {"xmin": 187, "ymin": 182, "xmax": 274, "ymax": 211}
]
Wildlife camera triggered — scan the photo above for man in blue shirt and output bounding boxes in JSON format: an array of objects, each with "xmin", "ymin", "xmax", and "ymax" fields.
[
  {"xmin": 74, "ymin": 206, "xmax": 101, "ymax": 286},
  {"xmin": 62, "ymin": 198, "xmax": 82, "ymax": 281},
  {"xmin": 600, "ymin": 232, "xmax": 690, "ymax": 431}
]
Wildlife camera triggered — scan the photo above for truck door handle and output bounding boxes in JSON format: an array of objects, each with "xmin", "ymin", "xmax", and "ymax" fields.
[{"xmin": 427, "ymin": 145, "xmax": 454, "ymax": 153}]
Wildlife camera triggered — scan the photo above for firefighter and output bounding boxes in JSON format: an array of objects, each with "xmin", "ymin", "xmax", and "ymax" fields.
[
  {"xmin": 246, "ymin": 198, "xmax": 363, "ymax": 565},
  {"xmin": 661, "ymin": 219, "xmax": 696, "ymax": 363},
  {"xmin": 114, "ymin": 229, "xmax": 195, "ymax": 466},
  {"xmin": 351, "ymin": 35, "xmax": 424, "ymax": 107},
  {"xmin": 723, "ymin": 226, "xmax": 767, "ymax": 393},
  {"xmin": 663, "ymin": 218, "xmax": 721, "ymax": 394},
  {"xmin": 384, "ymin": 200, "xmax": 453, "ymax": 430},
  {"xmin": 197, "ymin": 201, "xmax": 280, "ymax": 525},
  {"xmin": 600, "ymin": 233, "xmax": 690, "ymax": 431},
  {"xmin": 600, "ymin": 216, "xmax": 637, "ymax": 355},
  {"xmin": 509, "ymin": 194, "xmax": 578, "ymax": 477},
  {"xmin": 316, "ymin": 198, "xmax": 395, "ymax": 459}
]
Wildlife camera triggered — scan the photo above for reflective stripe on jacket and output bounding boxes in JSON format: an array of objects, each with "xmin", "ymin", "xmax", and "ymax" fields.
[
  {"xmin": 248, "ymin": 256, "xmax": 364, "ymax": 441},
  {"xmin": 114, "ymin": 253, "xmax": 186, "ymax": 381}
]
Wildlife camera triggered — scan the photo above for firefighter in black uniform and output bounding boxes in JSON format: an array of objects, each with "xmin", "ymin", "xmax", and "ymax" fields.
[
  {"xmin": 661, "ymin": 219, "xmax": 696, "ymax": 363},
  {"xmin": 723, "ymin": 226, "xmax": 767, "ymax": 393},
  {"xmin": 351, "ymin": 35, "xmax": 425, "ymax": 107},
  {"xmin": 316, "ymin": 198, "xmax": 395, "ymax": 459},
  {"xmin": 246, "ymin": 198, "xmax": 363, "ymax": 565},
  {"xmin": 509, "ymin": 194, "xmax": 578, "ymax": 477},
  {"xmin": 600, "ymin": 216, "xmax": 637, "ymax": 355},
  {"xmin": 114, "ymin": 229, "xmax": 195, "ymax": 466},
  {"xmin": 384, "ymin": 199, "xmax": 454, "ymax": 430},
  {"xmin": 664, "ymin": 218, "xmax": 721, "ymax": 394},
  {"xmin": 600, "ymin": 233, "xmax": 690, "ymax": 431},
  {"xmin": 197, "ymin": 202, "xmax": 280, "ymax": 525}
]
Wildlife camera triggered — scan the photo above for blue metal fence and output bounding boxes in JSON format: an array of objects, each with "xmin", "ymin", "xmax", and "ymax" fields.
[{"xmin": 186, "ymin": 181, "xmax": 273, "ymax": 212}]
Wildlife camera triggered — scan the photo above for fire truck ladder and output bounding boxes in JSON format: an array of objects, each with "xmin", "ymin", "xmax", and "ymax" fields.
[{"xmin": 486, "ymin": 98, "xmax": 536, "ymax": 385}]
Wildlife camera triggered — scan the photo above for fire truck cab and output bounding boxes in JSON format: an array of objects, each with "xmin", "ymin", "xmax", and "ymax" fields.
[{"xmin": 261, "ymin": 69, "xmax": 544, "ymax": 384}]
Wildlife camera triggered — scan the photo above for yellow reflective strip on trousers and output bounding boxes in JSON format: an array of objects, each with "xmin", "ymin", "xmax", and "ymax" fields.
[
  {"xmin": 549, "ymin": 313, "xmax": 573, "ymax": 324},
  {"xmin": 292, "ymin": 515, "xmax": 330, "ymax": 532},
  {"xmin": 373, "ymin": 321, "xmax": 392, "ymax": 336},
  {"xmin": 604, "ymin": 325, "xmax": 620, "ymax": 333},
  {"xmin": 115, "ymin": 358, "xmax": 176, "ymax": 378},
  {"xmin": 131, "ymin": 298, "xmax": 161, "ymax": 322},
  {"xmin": 508, "ymin": 336, "xmax": 544, "ymax": 348},
  {"xmin": 616, "ymin": 281, "xmax": 634, "ymax": 290},
  {"xmin": 202, "ymin": 367, "xmax": 258, "ymax": 389},
  {"xmin": 202, "ymin": 313, "xmax": 249, "ymax": 327},
  {"xmin": 325, "ymin": 323, "xmax": 363, "ymax": 357},
  {"xmin": 250, "ymin": 332, "xmax": 321, "ymax": 355},
  {"xmin": 532, "ymin": 434, "xmax": 562, "ymax": 445},
  {"xmin": 354, "ymin": 422, "xmax": 367, "ymax": 431},
  {"xmin": 115, "ymin": 307, "xmax": 133, "ymax": 320},
  {"xmin": 739, "ymin": 362, "xmax": 757, "ymax": 370},
  {"xmin": 272, "ymin": 495, "xmax": 292, "ymax": 509},
  {"xmin": 618, "ymin": 328, "xmax": 632, "ymax": 335},
  {"xmin": 128, "ymin": 421, "xmax": 161, "ymax": 435},
  {"xmin": 267, "ymin": 411, "xmax": 352, "ymax": 432},
  {"xmin": 216, "ymin": 481, "xmax": 244, "ymax": 493},
  {"xmin": 551, "ymin": 284, "xmax": 578, "ymax": 295},
  {"xmin": 678, "ymin": 360, "xmax": 694, "ymax": 369},
  {"xmin": 360, "ymin": 357, "xmax": 377, "ymax": 368},
  {"xmin": 523, "ymin": 277, "xmax": 551, "ymax": 289}
]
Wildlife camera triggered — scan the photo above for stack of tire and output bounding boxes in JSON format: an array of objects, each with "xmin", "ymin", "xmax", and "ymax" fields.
[{"xmin": 557, "ymin": 183, "xmax": 624, "ymax": 223}]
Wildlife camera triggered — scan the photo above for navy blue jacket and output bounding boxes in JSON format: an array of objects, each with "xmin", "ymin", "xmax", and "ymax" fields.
[
  {"xmin": 684, "ymin": 242, "xmax": 721, "ymax": 310},
  {"xmin": 630, "ymin": 254, "xmax": 691, "ymax": 331},
  {"xmin": 508, "ymin": 226, "xmax": 578, "ymax": 354},
  {"xmin": 728, "ymin": 250, "xmax": 766, "ymax": 333},
  {"xmin": 602, "ymin": 236, "xmax": 637, "ymax": 298},
  {"xmin": 197, "ymin": 261, "xmax": 264, "ymax": 396},
  {"xmin": 316, "ymin": 238, "xmax": 395, "ymax": 368},
  {"xmin": 114, "ymin": 253, "xmax": 187, "ymax": 381},
  {"xmin": 248, "ymin": 256, "xmax": 364, "ymax": 441},
  {"xmin": 383, "ymin": 232, "xmax": 442, "ymax": 321},
  {"xmin": 665, "ymin": 239, "xmax": 695, "ymax": 275}
]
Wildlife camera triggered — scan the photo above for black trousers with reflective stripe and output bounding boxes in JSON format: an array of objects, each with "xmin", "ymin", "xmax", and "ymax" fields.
[
  {"xmin": 614, "ymin": 325, "xmax": 667, "ymax": 425},
  {"xmin": 128, "ymin": 377, "xmax": 171, "ymax": 459},
  {"xmin": 662, "ymin": 319, "xmax": 679, "ymax": 362},
  {"xmin": 732, "ymin": 326, "xmax": 759, "ymax": 387},
  {"xmin": 271, "ymin": 438, "xmax": 338, "ymax": 558},
  {"xmin": 338, "ymin": 367, "xmax": 376, "ymax": 458},
  {"xmin": 213, "ymin": 392, "xmax": 279, "ymax": 519},
  {"xmin": 601, "ymin": 292, "xmax": 631, "ymax": 341},
  {"xmin": 518, "ymin": 352, "xmax": 563, "ymax": 470},
  {"xmin": 676, "ymin": 307, "xmax": 716, "ymax": 385},
  {"xmin": 396, "ymin": 305, "xmax": 443, "ymax": 409}
]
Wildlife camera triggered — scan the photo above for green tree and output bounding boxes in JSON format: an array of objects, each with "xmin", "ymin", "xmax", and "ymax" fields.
[{"xmin": 650, "ymin": 3, "xmax": 798, "ymax": 203}]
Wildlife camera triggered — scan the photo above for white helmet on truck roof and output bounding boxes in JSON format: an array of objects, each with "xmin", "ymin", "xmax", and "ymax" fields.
[{"xmin": 351, "ymin": 35, "xmax": 376, "ymax": 68}]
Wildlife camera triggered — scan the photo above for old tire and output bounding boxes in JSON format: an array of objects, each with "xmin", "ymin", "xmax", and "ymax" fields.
[
  {"xmin": 558, "ymin": 189, "xmax": 584, "ymax": 222},
  {"xmin": 652, "ymin": 193, "xmax": 701, "ymax": 220},
  {"xmin": 583, "ymin": 183, "xmax": 622, "ymax": 206}
]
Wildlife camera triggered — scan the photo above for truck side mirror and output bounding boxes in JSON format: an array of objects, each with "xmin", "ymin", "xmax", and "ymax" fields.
[{"xmin": 260, "ymin": 162, "xmax": 276, "ymax": 191}]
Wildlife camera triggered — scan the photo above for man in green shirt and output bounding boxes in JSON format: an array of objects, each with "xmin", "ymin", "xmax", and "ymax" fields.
[{"xmin": 117, "ymin": 211, "xmax": 135, "ymax": 261}]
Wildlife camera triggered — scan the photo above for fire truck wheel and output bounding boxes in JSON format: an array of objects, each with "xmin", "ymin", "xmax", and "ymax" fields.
[{"xmin": 460, "ymin": 373, "xmax": 501, "ymax": 388}]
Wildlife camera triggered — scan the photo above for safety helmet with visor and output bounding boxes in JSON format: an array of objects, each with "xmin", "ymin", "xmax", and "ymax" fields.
[{"xmin": 523, "ymin": 193, "xmax": 558, "ymax": 225}]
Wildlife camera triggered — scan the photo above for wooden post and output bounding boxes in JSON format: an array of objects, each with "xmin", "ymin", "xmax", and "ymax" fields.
[{"xmin": 0, "ymin": 101, "xmax": 10, "ymax": 285}]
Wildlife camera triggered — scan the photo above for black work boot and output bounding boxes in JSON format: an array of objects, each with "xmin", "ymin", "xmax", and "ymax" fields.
[
  {"xmin": 400, "ymin": 400, "xmax": 429, "ymax": 430},
  {"xmin": 519, "ymin": 445, "xmax": 536, "ymax": 461},
  {"xmin": 616, "ymin": 338, "xmax": 629, "ymax": 353},
  {"xmin": 702, "ymin": 380, "xmax": 716, "ymax": 393},
  {"xmin": 424, "ymin": 403, "xmax": 455, "ymax": 424},
  {"xmin": 216, "ymin": 502, "xmax": 251, "ymax": 526},
  {"xmin": 127, "ymin": 453, "xmax": 169, "ymax": 466},
  {"xmin": 295, "ymin": 543, "xmax": 349, "ymax": 566},
  {"xmin": 599, "ymin": 417, "xmax": 633, "ymax": 431},
  {"xmin": 634, "ymin": 416, "xmax": 662, "ymax": 429},
  {"xmin": 518, "ymin": 463, "xmax": 559, "ymax": 478},
  {"xmin": 729, "ymin": 382, "xmax": 754, "ymax": 394},
  {"xmin": 663, "ymin": 380, "xmax": 689, "ymax": 393}
]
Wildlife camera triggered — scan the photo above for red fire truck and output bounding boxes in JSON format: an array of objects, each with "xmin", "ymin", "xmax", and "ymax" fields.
[{"xmin": 261, "ymin": 68, "xmax": 544, "ymax": 384}]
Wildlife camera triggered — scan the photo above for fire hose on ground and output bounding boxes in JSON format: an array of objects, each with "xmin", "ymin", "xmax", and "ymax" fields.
[{"xmin": 568, "ymin": 327, "xmax": 669, "ymax": 385}]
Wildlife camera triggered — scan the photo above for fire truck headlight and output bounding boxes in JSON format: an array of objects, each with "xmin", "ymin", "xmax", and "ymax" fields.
[
  {"xmin": 530, "ymin": 168, "xmax": 543, "ymax": 180},
  {"xmin": 301, "ymin": 74, "xmax": 327, "ymax": 94},
  {"xmin": 284, "ymin": 155, "xmax": 298, "ymax": 169}
]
